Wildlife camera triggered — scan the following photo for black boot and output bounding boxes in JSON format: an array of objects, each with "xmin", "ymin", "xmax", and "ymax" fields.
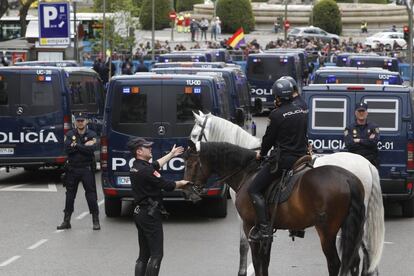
[
  {"xmin": 57, "ymin": 212, "xmax": 72, "ymax": 230},
  {"xmin": 249, "ymin": 194, "xmax": 272, "ymax": 242},
  {"xmin": 92, "ymin": 213, "xmax": 101, "ymax": 230}
]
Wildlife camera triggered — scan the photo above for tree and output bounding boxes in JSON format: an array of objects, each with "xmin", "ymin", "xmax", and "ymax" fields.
[
  {"xmin": 0, "ymin": 0, "xmax": 9, "ymax": 19},
  {"xmin": 216, "ymin": 0, "xmax": 255, "ymax": 34},
  {"xmin": 139, "ymin": 0, "xmax": 170, "ymax": 30},
  {"xmin": 176, "ymin": 0, "xmax": 203, "ymax": 12},
  {"xmin": 311, "ymin": 0, "xmax": 342, "ymax": 35},
  {"xmin": 94, "ymin": 0, "xmax": 141, "ymax": 17},
  {"xmin": 19, "ymin": 0, "xmax": 37, "ymax": 37}
]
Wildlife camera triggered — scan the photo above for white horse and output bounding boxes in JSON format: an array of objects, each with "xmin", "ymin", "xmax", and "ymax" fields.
[{"xmin": 190, "ymin": 111, "xmax": 384, "ymax": 276}]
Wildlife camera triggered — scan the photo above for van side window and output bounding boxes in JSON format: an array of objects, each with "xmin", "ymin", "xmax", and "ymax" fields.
[
  {"xmin": 176, "ymin": 94, "xmax": 202, "ymax": 122},
  {"xmin": 86, "ymin": 80, "xmax": 96, "ymax": 104},
  {"xmin": 120, "ymin": 94, "xmax": 147, "ymax": 123},
  {"xmin": 31, "ymin": 81, "xmax": 55, "ymax": 106},
  {"xmin": 70, "ymin": 81, "xmax": 84, "ymax": 104},
  {"xmin": 364, "ymin": 99, "xmax": 399, "ymax": 131},
  {"xmin": 0, "ymin": 81, "xmax": 8, "ymax": 105},
  {"xmin": 311, "ymin": 97, "xmax": 347, "ymax": 130}
]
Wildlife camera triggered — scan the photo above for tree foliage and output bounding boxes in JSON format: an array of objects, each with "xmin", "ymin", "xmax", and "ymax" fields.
[
  {"xmin": 94, "ymin": 0, "xmax": 141, "ymax": 17},
  {"xmin": 139, "ymin": 0, "xmax": 170, "ymax": 30},
  {"xmin": 19, "ymin": 0, "xmax": 37, "ymax": 37},
  {"xmin": 176, "ymin": 0, "xmax": 203, "ymax": 12},
  {"xmin": 311, "ymin": 0, "xmax": 342, "ymax": 35},
  {"xmin": 216, "ymin": 0, "xmax": 255, "ymax": 34}
]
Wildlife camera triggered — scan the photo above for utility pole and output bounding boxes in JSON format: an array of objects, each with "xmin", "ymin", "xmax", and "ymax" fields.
[
  {"xmin": 151, "ymin": 0, "xmax": 155, "ymax": 62},
  {"xmin": 284, "ymin": 0, "xmax": 288, "ymax": 41},
  {"xmin": 103, "ymin": 0, "xmax": 106, "ymax": 63},
  {"xmin": 73, "ymin": 0, "xmax": 78, "ymax": 62}
]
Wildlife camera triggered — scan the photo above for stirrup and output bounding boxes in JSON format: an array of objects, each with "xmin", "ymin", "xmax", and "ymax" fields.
[
  {"xmin": 289, "ymin": 230, "xmax": 305, "ymax": 241},
  {"xmin": 248, "ymin": 225, "xmax": 273, "ymax": 242}
]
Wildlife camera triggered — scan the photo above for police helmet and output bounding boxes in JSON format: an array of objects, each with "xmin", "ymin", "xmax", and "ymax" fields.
[
  {"xmin": 127, "ymin": 138, "xmax": 154, "ymax": 154},
  {"xmin": 280, "ymin": 76, "xmax": 298, "ymax": 91},
  {"xmin": 272, "ymin": 78, "xmax": 294, "ymax": 100}
]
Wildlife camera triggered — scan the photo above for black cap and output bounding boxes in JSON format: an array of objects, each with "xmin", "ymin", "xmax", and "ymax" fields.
[
  {"xmin": 127, "ymin": 138, "xmax": 154, "ymax": 153},
  {"xmin": 74, "ymin": 112, "xmax": 87, "ymax": 120},
  {"xmin": 355, "ymin": 102, "xmax": 368, "ymax": 111}
]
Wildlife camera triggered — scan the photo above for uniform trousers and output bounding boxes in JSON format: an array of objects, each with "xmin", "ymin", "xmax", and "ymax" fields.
[{"xmin": 64, "ymin": 167, "xmax": 99, "ymax": 214}]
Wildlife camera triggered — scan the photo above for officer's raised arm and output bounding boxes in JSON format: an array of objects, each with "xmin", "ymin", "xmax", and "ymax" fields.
[{"xmin": 156, "ymin": 144, "xmax": 185, "ymax": 167}]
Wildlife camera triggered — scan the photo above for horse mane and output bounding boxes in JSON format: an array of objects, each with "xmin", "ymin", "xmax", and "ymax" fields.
[
  {"xmin": 199, "ymin": 142, "xmax": 256, "ymax": 171},
  {"xmin": 206, "ymin": 114, "xmax": 261, "ymax": 149}
]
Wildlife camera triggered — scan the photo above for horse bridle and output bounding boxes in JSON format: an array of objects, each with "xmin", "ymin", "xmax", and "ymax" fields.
[{"xmin": 197, "ymin": 116, "xmax": 209, "ymax": 142}]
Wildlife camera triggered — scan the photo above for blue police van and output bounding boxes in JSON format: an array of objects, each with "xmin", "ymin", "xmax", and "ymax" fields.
[
  {"xmin": 14, "ymin": 60, "xmax": 79, "ymax": 67},
  {"xmin": 0, "ymin": 66, "xmax": 105, "ymax": 171},
  {"xmin": 347, "ymin": 55, "xmax": 399, "ymax": 72},
  {"xmin": 312, "ymin": 67, "xmax": 403, "ymax": 85},
  {"xmin": 303, "ymin": 84, "xmax": 414, "ymax": 217},
  {"xmin": 101, "ymin": 73, "xmax": 231, "ymax": 218},
  {"xmin": 151, "ymin": 66, "xmax": 252, "ymax": 126},
  {"xmin": 264, "ymin": 48, "xmax": 309, "ymax": 80},
  {"xmin": 176, "ymin": 49, "xmax": 232, "ymax": 63},
  {"xmin": 157, "ymin": 52, "xmax": 208, "ymax": 63},
  {"xmin": 152, "ymin": 61, "xmax": 228, "ymax": 69},
  {"xmin": 246, "ymin": 52, "xmax": 302, "ymax": 112},
  {"xmin": 335, "ymin": 52, "xmax": 378, "ymax": 67}
]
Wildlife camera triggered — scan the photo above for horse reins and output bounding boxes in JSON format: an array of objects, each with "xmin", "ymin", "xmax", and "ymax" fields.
[{"xmin": 197, "ymin": 116, "xmax": 209, "ymax": 142}]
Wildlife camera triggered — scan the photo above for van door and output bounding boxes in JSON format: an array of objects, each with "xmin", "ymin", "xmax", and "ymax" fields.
[
  {"xmin": 356, "ymin": 94, "xmax": 406, "ymax": 180},
  {"xmin": 2, "ymin": 70, "xmax": 64, "ymax": 161}
]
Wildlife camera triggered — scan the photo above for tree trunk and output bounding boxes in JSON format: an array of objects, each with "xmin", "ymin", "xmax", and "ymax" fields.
[
  {"xmin": 19, "ymin": 0, "xmax": 36, "ymax": 38},
  {"xmin": 0, "ymin": 0, "xmax": 9, "ymax": 19}
]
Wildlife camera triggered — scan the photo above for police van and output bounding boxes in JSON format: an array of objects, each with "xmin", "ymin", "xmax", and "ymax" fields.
[
  {"xmin": 14, "ymin": 60, "xmax": 79, "ymax": 67},
  {"xmin": 157, "ymin": 52, "xmax": 208, "ymax": 63},
  {"xmin": 0, "ymin": 66, "xmax": 105, "ymax": 171},
  {"xmin": 246, "ymin": 52, "xmax": 302, "ymax": 112},
  {"xmin": 176, "ymin": 49, "xmax": 232, "ymax": 63},
  {"xmin": 152, "ymin": 61, "xmax": 228, "ymax": 69},
  {"xmin": 312, "ymin": 67, "xmax": 403, "ymax": 85},
  {"xmin": 151, "ymin": 66, "xmax": 252, "ymax": 126},
  {"xmin": 303, "ymin": 84, "xmax": 414, "ymax": 217},
  {"xmin": 101, "ymin": 73, "xmax": 231, "ymax": 218},
  {"xmin": 347, "ymin": 55, "xmax": 399, "ymax": 72},
  {"xmin": 335, "ymin": 52, "xmax": 378, "ymax": 67},
  {"xmin": 265, "ymin": 48, "xmax": 309, "ymax": 80}
]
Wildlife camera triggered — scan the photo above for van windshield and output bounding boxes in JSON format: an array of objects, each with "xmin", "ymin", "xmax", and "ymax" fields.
[{"xmin": 247, "ymin": 57, "xmax": 294, "ymax": 81}]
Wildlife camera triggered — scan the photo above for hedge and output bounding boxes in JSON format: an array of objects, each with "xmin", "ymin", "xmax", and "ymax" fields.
[
  {"xmin": 311, "ymin": 0, "xmax": 342, "ymax": 35},
  {"xmin": 139, "ymin": 0, "xmax": 171, "ymax": 30},
  {"xmin": 216, "ymin": 0, "xmax": 255, "ymax": 34}
]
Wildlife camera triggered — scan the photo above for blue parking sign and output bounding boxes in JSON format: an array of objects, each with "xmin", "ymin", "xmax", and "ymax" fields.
[{"xmin": 38, "ymin": 2, "xmax": 70, "ymax": 46}]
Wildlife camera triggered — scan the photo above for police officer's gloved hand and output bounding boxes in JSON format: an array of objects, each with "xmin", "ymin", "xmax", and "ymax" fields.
[{"xmin": 175, "ymin": 180, "xmax": 190, "ymax": 189}]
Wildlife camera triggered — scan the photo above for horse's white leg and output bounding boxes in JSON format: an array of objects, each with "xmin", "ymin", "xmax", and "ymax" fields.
[{"xmin": 230, "ymin": 189, "xmax": 250, "ymax": 276}]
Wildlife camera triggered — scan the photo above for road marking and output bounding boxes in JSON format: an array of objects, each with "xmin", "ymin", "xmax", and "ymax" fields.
[
  {"xmin": 27, "ymin": 239, "xmax": 48, "ymax": 250},
  {"xmin": 247, "ymin": 263, "xmax": 254, "ymax": 276},
  {"xmin": 0, "ymin": 184, "xmax": 57, "ymax": 192},
  {"xmin": 384, "ymin": 241, "xmax": 394, "ymax": 244},
  {"xmin": 98, "ymin": 199, "xmax": 104, "ymax": 206},
  {"xmin": 0, "ymin": 255, "xmax": 21, "ymax": 267},
  {"xmin": 54, "ymin": 230, "xmax": 64, "ymax": 234},
  {"xmin": 76, "ymin": 211, "xmax": 89, "ymax": 220}
]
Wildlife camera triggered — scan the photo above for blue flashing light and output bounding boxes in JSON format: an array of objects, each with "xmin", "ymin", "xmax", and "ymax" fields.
[
  {"xmin": 194, "ymin": 87, "xmax": 201, "ymax": 94},
  {"xmin": 388, "ymin": 75, "xmax": 398, "ymax": 84},
  {"xmin": 164, "ymin": 59, "xmax": 169, "ymax": 63},
  {"xmin": 123, "ymin": 87, "xmax": 130, "ymax": 94},
  {"xmin": 342, "ymin": 57, "xmax": 347, "ymax": 62},
  {"xmin": 326, "ymin": 75, "xmax": 337, "ymax": 84}
]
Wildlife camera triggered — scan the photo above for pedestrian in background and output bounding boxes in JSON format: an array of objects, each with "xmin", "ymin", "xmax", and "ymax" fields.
[
  {"xmin": 344, "ymin": 102, "xmax": 380, "ymax": 167},
  {"xmin": 200, "ymin": 17, "xmax": 209, "ymax": 41},
  {"xmin": 361, "ymin": 20, "xmax": 368, "ymax": 33},
  {"xmin": 127, "ymin": 138, "xmax": 190, "ymax": 276},
  {"xmin": 57, "ymin": 112, "xmax": 100, "ymax": 231}
]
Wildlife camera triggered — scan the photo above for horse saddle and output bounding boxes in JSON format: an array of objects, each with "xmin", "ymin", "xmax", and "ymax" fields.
[{"xmin": 265, "ymin": 155, "xmax": 313, "ymax": 205}]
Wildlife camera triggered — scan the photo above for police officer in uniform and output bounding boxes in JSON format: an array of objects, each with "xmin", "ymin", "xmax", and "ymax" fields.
[
  {"xmin": 127, "ymin": 138, "xmax": 190, "ymax": 276},
  {"xmin": 248, "ymin": 78, "xmax": 308, "ymax": 241},
  {"xmin": 57, "ymin": 112, "xmax": 100, "ymax": 230},
  {"xmin": 344, "ymin": 102, "xmax": 380, "ymax": 166}
]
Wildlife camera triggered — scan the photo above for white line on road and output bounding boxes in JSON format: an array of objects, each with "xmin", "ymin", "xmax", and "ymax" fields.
[
  {"xmin": 0, "ymin": 184, "xmax": 57, "ymax": 192},
  {"xmin": 98, "ymin": 199, "xmax": 104, "ymax": 206},
  {"xmin": 54, "ymin": 230, "xmax": 64, "ymax": 234},
  {"xmin": 27, "ymin": 239, "xmax": 48, "ymax": 250},
  {"xmin": 247, "ymin": 263, "xmax": 254, "ymax": 276},
  {"xmin": 76, "ymin": 211, "xmax": 89, "ymax": 220},
  {"xmin": 0, "ymin": 256, "xmax": 21, "ymax": 267},
  {"xmin": 384, "ymin": 241, "xmax": 394, "ymax": 244}
]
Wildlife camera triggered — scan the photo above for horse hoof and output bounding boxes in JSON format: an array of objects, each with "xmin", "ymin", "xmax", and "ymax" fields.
[{"xmin": 238, "ymin": 273, "xmax": 247, "ymax": 276}]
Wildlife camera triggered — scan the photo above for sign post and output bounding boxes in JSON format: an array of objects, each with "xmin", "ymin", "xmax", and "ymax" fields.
[
  {"xmin": 38, "ymin": 2, "xmax": 70, "ymax": 46},
  {"xmin": 169, "ymin": 11, "xmax": 177, "ymax": 42}
]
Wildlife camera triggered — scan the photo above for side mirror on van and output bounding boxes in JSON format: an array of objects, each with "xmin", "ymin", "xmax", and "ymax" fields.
[{"xmin": 235, "ymin": 108, "xmax": 245, "ymax": 126}]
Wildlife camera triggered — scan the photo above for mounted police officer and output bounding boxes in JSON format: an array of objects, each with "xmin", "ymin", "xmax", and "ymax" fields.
[
  {"xmin": 344, "ymin": 102, "xmax": 380, "ymax": 167},
  {"xmin": 128, "ymin": 138, "xmax": 190, "ymax": 276},
  {"xmin": 57, "ymin": 112, "xmax": 100, "ymax": 230},
  {"xmin": 248, "ymin": 78, "xmax": 308, "ymax": 241}
]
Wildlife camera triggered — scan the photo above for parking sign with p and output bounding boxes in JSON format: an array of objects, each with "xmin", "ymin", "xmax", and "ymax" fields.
[{"xmin": 39, "ymin": 2, "xmax": 70, "ymax": 46}]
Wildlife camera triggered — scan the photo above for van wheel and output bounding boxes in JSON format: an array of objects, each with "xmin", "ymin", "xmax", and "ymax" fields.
[
  {"xmin": 200, "ymin": 195, "xmax": 227, "ymax": 218},
  {"xmin": 402, "ymin": 198, "xmax": 414, "ymax": 218},
  {"xmin": 105, "ymin": 197, "xmax": 122, "ymax": 217}
]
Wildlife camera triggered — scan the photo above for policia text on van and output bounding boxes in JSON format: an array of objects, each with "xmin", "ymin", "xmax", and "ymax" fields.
[
  {"xmin": 302, "ymin": 84, "xmax": 414, "ymax": 217},
  {"xmin": 0, "ymin": 66, "xmax": 105, "ymax": 171},
  {"xmin": 101, "ymin": 73, "xmax": 231, "ymax": 218}
]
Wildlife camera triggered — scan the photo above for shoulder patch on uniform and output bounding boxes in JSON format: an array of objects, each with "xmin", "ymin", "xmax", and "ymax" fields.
[{"xmin": 153, "ymin": 170, "xmax": 161, "ymax": 178}]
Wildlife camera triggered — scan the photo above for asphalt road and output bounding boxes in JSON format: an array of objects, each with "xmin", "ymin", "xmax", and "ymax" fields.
[{"xmin": 0, "ymin": 116, "xmax": 413, "ymax": 276}]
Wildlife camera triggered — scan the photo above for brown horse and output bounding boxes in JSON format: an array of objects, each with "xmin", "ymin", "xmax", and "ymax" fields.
[{"xmin": 184, "ymin": 142, "xmax": 365, "ymax": 276}]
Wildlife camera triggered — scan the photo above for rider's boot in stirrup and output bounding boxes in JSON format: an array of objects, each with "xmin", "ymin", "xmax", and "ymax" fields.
[{"xmin": 249, "ymin": 194, "xmax": 272, "ymax": 242}]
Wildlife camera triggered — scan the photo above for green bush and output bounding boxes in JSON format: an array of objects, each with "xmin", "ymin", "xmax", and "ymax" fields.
[
  {"xmin": 139, "ymin": 0, "xmax": 171, "ymax": 30},
  {"xmin": 311, "ymin": 0, "xmax": 342, "ymax": 35},
  {"xmin": 176, "ymin": 0, "xmax": 204, "ymax": 12},
  {"xmin": 216, "ymin": 0, "xmax": 255, "ymax": 34}
]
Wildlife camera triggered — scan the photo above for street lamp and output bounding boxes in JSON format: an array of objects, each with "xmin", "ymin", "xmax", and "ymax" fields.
[{"xmin": 103, "ymin": 0, "xmax": 106, "ymax": 63}]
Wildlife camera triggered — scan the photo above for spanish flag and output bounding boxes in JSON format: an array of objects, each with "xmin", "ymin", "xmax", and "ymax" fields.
[{"xmin": 227, "ymin": 27, "xmax": 246, "ymax": 48}]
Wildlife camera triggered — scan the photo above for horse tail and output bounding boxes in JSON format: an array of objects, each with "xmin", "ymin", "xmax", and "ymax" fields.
[
  {"xmin": 365, "ymin": 163, "xmax": 385, "ymax": 273},
  {"xmin": 339, "ymin": 176, "xmax": 366, "ymax": 276}
]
